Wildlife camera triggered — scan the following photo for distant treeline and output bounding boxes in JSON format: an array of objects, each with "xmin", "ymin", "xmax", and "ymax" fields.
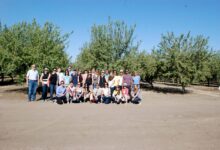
[{"xmin": 0, "ymin": 19, "xmax": 220, "ymax": 91}]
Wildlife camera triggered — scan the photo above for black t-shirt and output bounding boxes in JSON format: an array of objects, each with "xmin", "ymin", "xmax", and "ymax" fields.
[{"xmin": 49, "ymin": 73, "xmax": 57, "ymax": 85}]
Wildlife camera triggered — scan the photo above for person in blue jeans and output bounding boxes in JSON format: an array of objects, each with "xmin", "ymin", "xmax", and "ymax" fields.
[
  {"xmin": 26, "ymin": 64, "xmax": 39, "ymax": 101},
  {"xmin": 49, "ymin": 68, "xmax": 58, "ymax": 100},
  {"xmin": 40, "ymin": 68, "xmax": 51, "ymax": 101}
]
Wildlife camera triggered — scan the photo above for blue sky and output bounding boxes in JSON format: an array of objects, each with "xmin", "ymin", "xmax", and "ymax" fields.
[{"xmin": 0, "ymin": 0, "xmax": 220, "ymax": 61}]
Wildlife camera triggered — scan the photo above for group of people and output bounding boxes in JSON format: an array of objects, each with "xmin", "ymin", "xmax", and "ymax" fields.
[{"xmin": 26, "ymin": 64, "xmax": 141, "ymax": 105}]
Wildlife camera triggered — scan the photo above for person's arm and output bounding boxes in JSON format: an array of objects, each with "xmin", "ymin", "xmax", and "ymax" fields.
[
  {"xmin": 26, "ymin": 71, "xmax": 29, "ymax": 85},
  {"xmin": 37, "ymin": 73, "xmax": 40, "ymax": 85},
  {"xmin": 40, "ymin": 73, "xmax": 43, "ymax": 84}
]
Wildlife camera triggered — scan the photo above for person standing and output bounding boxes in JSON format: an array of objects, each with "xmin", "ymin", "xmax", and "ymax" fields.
[
  {"xmin": 132, "ymin": 71, "xmax": 141, "ymax": 89},
  {"xmin": 49, "ymin": 68, "xmax": 58, "ymax": 100},
  {"xmin": 57, "ymin": 67, "xmax": 64, "ymax": 85},
  {"xmin": 71, "ymin": 70, "xmax": 78, "ymax": 87},
  {"xmin": 26, "ymin": 64, "xmax": 39, "ymax": 102},
  {"xmin": 40, "ymin": 68, "xmax": 51, "ymax": 101},
  {"xmin": 122, "ymin": 70, "xmax": 133, "ymax": 95},
  {"xmin": 99, "ymin": 70, "xmax": 106, "ymax": 88}
]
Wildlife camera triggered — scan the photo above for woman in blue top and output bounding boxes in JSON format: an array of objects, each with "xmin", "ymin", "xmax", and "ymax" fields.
[
  {"xmin": 132, "ymin": 71, "xmax": 141, "ymax": 89},
  {"xmin": 64, "ymin": 70, "xmax": 71, "ymax": 87}
]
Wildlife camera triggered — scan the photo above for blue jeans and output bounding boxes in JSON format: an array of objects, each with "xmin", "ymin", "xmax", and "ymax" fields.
[
  {"xmin": 28, "ymin": 80, "xmax": 38, "ymax": 101},
  {"xmin": 50, "ymin": 84, "xmax": 56, "ymax": 99},
  {"xmin": 42, "ymin": 84, "xmax": 48, "ymax": 100},
  {"xmin": 103, "ymin": 96, "xmax": 112, "ymax": 104}
]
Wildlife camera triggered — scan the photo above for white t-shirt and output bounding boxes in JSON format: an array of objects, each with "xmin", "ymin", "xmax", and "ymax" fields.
[
  {"xmin": 27, "ymin": 70, "xmax": 39, "ymax": 80},
  {"xmin": 57, "ymin": 72, "xmax": 64, "ymax": 83},
  {"xmin": 103, "ymin": 88, "xmax": 110, "ymax": 97}
]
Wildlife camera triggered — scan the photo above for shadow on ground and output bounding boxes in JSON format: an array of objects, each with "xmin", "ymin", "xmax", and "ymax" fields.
[{"xmin": 141, "ymin": 82, "xmax": 191, "ymax": 94}]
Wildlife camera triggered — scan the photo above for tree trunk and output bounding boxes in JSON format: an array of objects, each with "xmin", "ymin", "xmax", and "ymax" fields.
[
  {"xmin": 182, "ymin": 85, "xmax": 186, "ymax": 93},
  {"xmin": 9, "ymin": 74, "xmax": 14, "ymax": 82},
  {"xmin": 1, "ymin": 73, "xmax": 4, "ymax": 83}
]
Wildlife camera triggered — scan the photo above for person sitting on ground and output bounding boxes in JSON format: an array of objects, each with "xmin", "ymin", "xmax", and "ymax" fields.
[
  {"xmin": 101, "ymin": 83, "xmax": 112, "ymax": 104},
  {"xmin": 131, "ymin": 85, "xmax": 141, "ymax": 104},
  {"xmin": 83, "ymin": 85, "xmax": 90, "ymax": 102},
  {"xmin": 89, "ymin": 87, "xmax": 96, "ymax": 103},
  {"xmin": 93, "ymin": 84, "xmax": 102, "ymax": 103},
  {"xmin": 113, "ymin": 86, "xmax": 122, "ymax": 104},
  {"xmin": 56, "ymin": 81, "xmax": 67, "ymax": 105},
  {"xmin": 66, "ymin": 82, "xmax": 76, "ymax": 103},
  {"xmin": 75, "ymin": 83, "xmax": 83, "ymax": 103},
  {"xmin": 122, "ymin": 83, "xmax": 130, "ymax": 103}
]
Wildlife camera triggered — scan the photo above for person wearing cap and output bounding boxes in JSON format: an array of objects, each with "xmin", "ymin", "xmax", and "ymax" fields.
[
  {"xmin": 49, "ymin": 68, "xmax": 58, "ymax": 100},
  {"xmin": 40, "ymin": 67, "xmax": 51, "ymax": 101},
  {"xmin": 26, "ymin": 64, "xmax": 39, "ymax": 101}
]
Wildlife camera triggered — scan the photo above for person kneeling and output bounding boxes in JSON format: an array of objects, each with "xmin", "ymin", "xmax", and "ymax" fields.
[{"xmin": 56, "ymin": 81, "xmax": 67, "ymax": 105}]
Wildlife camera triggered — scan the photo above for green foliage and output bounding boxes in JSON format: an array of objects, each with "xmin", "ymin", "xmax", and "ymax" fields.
[
  {"xmin": 0, "ymin": 19, "xmax": 72, "ymax": 83},
  {"xmin": 154, "ymin": 32, "xmax": 212, "ymax": 91},
  {"xmin": 75, "ymin": 19, "xmax": 139, "ymax": 71}
]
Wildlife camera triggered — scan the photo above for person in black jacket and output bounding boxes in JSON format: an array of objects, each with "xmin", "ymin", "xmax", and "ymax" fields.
[
  {"xmin": 99, "ymin": 70, "xmax": 106, "ymax": 88},
  {"xmin": 49, "ymin": 68, "xmax": 58, "ymax": 100},
  {"xmin": 86, "ymin": 73, "xmax": 92, "ymax": 92}
]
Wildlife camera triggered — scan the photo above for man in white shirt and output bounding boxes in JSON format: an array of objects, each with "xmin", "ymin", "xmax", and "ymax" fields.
[{"xmin": 26, "ymin": 64, "xmax": 39, "ymax": 101}]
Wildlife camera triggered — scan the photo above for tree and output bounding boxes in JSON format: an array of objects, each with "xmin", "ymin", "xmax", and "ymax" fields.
[
  {"xmin": 0, "ymin": 19, "xmax": 72, "ymax": 83},
  {"xmin": 154, "ymin": 32, "xmax": 212, "ymax": 92},
  {"xmin": 75, "ymin": 19, "xmax": 139, "ymax": 71}
]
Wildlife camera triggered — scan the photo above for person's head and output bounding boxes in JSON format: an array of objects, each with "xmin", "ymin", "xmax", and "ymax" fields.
[
  {"xmin": 108, "ymin": 75, "xmax": 113, "ymax": 81},
  {"xmin": 69, "ymin": 82, "xmax": 73, "ymax": 87},
  {"xmin": 57, "ymin": 67, "xmax": 61, "ymax": 72},
  {"xmin": 125, "ymin": 70, "xmax": 129, "ymax": 74},
  {"xmin": 60, "ymin": 81, "xmax": 65, "ymax": 87},
  {"xmin": 120, "ymin": 70, "xmax": 124, "ymax": 76},
  {"xmin": 84, "ymin": 70, "xmax": 88, "ymax": 74},
  {"xmin": 65, "ymin": 70, "xmax": 69, "ymax": 76},
  {"xmin": 52, "ymin": 68, "xmax": 57, "ymax": 73},
  {"xmin": 44, "ymin": 67, "xmax": 49, "ymax": 73},
  {"xmin": 135, "ymin": 71, "xmax": 138, "ymax": 76},
  {"xmin": 89, "ymin": 70, "xmax": 92, "ymax": 74},
  {"xmin": 31, "ymin": 64, "xmax": 36, "ymax": 70},
  {"xmin": 77, "ymin": 83, "xmax": 81, "ymax": 87},
  {"xmin": 68, "ymin": 65, "xmax": 72, "ymax": 71},
  {"xmin": 104, "ymin": 82, "xmax": 108, "ymax": 88},
  {"xmin": 96, "ymin": 84, "xmax": 99, "ymax": 89},
  {"xmin": 105, "ymin": 70, "xmax": 109, "ymax": 74},
  {"xmin": 113, "ymin": 70, "xmax": 117, "ymax": 76},
  {"xmin": 116, "ymin": 86, "xmax": 120, "ymax": 91},
  {"xmin": 101, "ymin": 70, "xmax": 105, "ymax": 76}
]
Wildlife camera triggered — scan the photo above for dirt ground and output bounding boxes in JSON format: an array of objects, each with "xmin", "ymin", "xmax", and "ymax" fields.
[{"xmin": 0, "ymin": 84, "xmax": 220, "ymax": 150}]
